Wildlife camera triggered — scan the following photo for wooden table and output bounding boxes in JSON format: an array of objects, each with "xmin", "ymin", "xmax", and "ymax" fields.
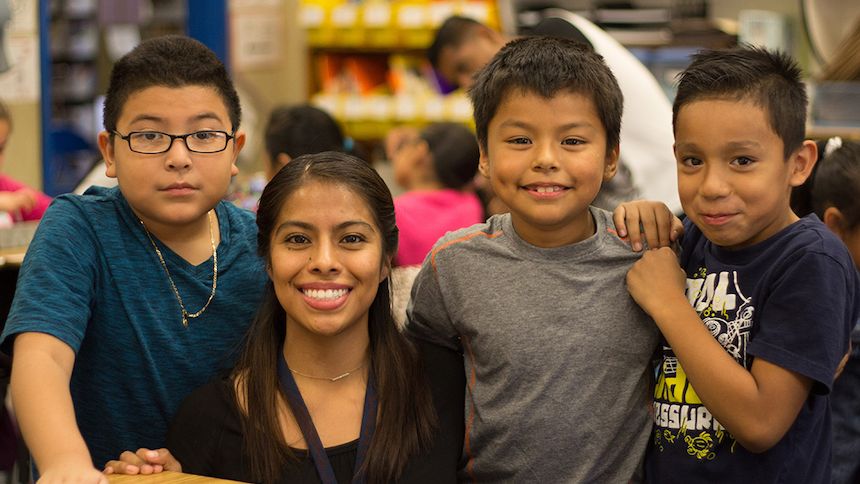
[
  {"xmin": 0, "ymin": 246, "xmax": 26, "ymax": 268},
  {"xmin": 106, "ymin": 471, "xmax": 247, "ymax": 483}
]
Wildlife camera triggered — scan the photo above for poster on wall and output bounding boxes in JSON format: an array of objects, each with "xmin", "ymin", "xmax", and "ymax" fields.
[
  {"xmin": 0, "ymin": 0, "xmax": 38, "ymax": 102},
  {"xmin": 230, "ymin": 0, "xmax": 283, "ymax": 70}
]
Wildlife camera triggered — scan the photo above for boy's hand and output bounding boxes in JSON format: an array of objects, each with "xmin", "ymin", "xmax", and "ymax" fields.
[
  {"xmin": 38, "ymin": 456, "xmax": 109, "ymax": 483},
  {"xmin": 103, "ymin": 448, "xmax": 182, "ymax": 476},
  {"xmin": 626, "ymin": 247, "xmax": 687, "ymax": 318},
  {"xmin": 0, "ymin": 189, "xmax": 37, "ymax": 215},
  {"xmin": 613, "ymin": 200, "xmax": 682, "ymax": 252}
]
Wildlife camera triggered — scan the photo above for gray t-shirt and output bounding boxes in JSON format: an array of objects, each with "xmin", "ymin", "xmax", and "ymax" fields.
[{"xmin": 406, "ymin": 208, "xmax": 659, "ymax": 482}]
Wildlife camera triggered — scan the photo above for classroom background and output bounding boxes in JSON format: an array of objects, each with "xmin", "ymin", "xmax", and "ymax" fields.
[
  {"xmin": 0, "ymin": 0, "xmax": 857, "ymax": 202},
  {"xmin": 0, "ymin": 0, "xmax": 856, "ymax": 482}
]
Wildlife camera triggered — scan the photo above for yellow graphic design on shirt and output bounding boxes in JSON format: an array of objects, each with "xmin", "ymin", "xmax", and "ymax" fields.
[{"xmin": 652, "ymin": 267, "xmax": 753, "ymax": 460}]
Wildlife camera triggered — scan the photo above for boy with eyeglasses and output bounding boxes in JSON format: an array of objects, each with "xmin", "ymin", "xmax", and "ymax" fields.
[{"xmin": 0, "ymin": 36, "xmax": 267, "ymax": 481}]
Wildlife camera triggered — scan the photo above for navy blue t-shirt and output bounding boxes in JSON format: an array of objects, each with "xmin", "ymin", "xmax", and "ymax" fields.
[
  {"xmin": 647, "ymin": 215, "xmax": 859, "ymax": 483},
  {"xmin": 0, "ymin": 186, "xmax": 267, "ymax": 468}
]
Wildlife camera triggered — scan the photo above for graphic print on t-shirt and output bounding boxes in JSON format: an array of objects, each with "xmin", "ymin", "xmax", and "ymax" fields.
[{"xmin": 653, "ymin": 266, "xmax": 753, "ymax": 461}]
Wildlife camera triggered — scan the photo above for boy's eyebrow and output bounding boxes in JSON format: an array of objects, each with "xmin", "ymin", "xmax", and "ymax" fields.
[
  {"xmin": 274, "ymin": 220, "xmax": 376, "ymax": 235},
  {"xmin": 675, "ymin": 140, "xmax": 763, "ymax": 152},
  {"xmin": 498, "ymin": 119, "xmax": 596, "ymax": 130},
  {"xmin": 126, "ymin": 112, "xmax": 227, "ymax": 127},
  {"xmin": 723, "ymin": 140, "xmax": 763, "ymax": 150},
  {"xmin": 674, "ymin": 142, "xmax": 698, "ymax": 152}
]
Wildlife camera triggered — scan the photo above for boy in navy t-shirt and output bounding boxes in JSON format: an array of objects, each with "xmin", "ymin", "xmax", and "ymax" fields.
[{"xmin": 624, "ymin": 46, "xmax": 859, "ymax": 483}]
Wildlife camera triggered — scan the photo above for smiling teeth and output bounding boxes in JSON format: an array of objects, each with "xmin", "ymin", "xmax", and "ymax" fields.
[
  {"xmin": 535, "ymin": 186, "xmax": 562, "ymax": 193},
  {"xmin": 303, "ymin": 289, "xmax": 348, "ymax": 300}
]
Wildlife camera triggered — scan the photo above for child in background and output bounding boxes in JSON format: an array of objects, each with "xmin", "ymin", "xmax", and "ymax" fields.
[
  {"xmin": 623, "ymin": 47, "xmax": 858, "ymax": 483},
  {"xmin": 229, "ymin": 104, "xmax": 350, "ymax": 210},
  {"xmin": 406, "ymin": 36, "xmax": 672, "ymax": 481},
  {"xmin": 262, "ymin": 104, "xmax": 348, "ymax": 180},
  {"xmin": 0, "ymin": 101, "xmax": 51, "ymax": 222},
  {"xmin": 1, "ymin": 36, "xmax": 267, "ymax": 481},
  {"xmin": 809, "ymin": 137, "xmax": 860, "ymax": 484},
  {"xmin": 386, "ymin": 122, "xmax": 483, "ymax": 266}
]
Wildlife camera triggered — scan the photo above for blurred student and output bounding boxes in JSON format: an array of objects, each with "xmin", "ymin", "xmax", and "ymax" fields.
[
  {"xmin": 427, "ymin": 13, "xmax": 680, "ymax": 213},
  {"xmin": 624, "ymin": 47, "xmax": 857, "ymax": 483},
  {"xmin": 229, "ymin": 104, "xmax": 351, "ymax": 211},
  {"xmin": 806, "ymin": 137, "xmax": 860, "ymax": 484},
  {"xmin": 0, "ymin": 101, "xmax": 51, "ymax": 222},
  {"xmin": 263, "ymin": 104, "xmax": 349, "ymax": 180},
  {"xmin": 105, "ymin": 152, "xmax": 464, "ymax": 483},
  {"xmin": 1, "ymin": 36, "xmax": 267, "ymax": 481},
  {"xmin": 385, "ymin": 122, "xmax": 483, "ymax": 266}
]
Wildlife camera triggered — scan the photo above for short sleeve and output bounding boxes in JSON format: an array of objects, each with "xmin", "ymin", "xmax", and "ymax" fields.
[
  {"xmin": 748, "ymin": 251, "xmax": 855, "ymax": 393},
  {"xmin": 1, "ymin": 198, "xmax": 99, "ymax": 353},
  {"xmin": 405, "ymin": 259, "xmax": 462, "ymax": 352}
]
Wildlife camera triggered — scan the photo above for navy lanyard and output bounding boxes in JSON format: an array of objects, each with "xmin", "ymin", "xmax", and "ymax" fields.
[{"xmin": 277, "ymin": 351, "xmax": 378, "ymax": 484}]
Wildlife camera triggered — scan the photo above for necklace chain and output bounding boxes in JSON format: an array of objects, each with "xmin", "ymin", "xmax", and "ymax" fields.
[
  {"xmin": 140, "ymin": 210, "xmax": 218, "ymax": 327},
  {"xmin": 289, "ymin": 361, "xmax": 367, "ymax": 382}
]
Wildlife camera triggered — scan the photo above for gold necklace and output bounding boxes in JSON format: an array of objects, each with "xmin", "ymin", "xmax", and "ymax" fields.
[
  {"xmin": 289, "ymin": 361, "xmax": 367, "ymax": 382},
  {"xmin": 140, "ymin": 210, "xmax": 218, "ymax": 327}
]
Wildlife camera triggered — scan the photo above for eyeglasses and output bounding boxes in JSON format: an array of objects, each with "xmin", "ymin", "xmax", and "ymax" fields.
[{"xmin": 113, "ymin": 130, "xmax": 235, "ymax": 154}]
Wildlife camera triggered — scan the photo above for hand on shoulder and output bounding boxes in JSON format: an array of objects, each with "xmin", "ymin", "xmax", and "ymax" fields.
[{"xmin": 612, "ymin": 200, "xmax": 683, "ymax": 252}]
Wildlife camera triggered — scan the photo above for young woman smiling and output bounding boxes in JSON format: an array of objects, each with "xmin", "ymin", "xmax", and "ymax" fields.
[{"xmin": 106, "ymin": 152, "xmax": 465, "ymax": 483}]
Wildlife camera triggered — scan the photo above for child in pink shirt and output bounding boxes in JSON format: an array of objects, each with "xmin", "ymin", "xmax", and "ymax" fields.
[
  {"xmin": 0, "ymin": 101, "xmax": 52, "ymax": 221},
  {"xmin": 387, "ymin": 123, "xmax": 484, "ymax": 266}
]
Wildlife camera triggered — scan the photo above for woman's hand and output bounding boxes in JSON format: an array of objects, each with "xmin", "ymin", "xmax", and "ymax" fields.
[{"xmin": 103, "ymin": 448, "xmax": 182, "ymax": 476}]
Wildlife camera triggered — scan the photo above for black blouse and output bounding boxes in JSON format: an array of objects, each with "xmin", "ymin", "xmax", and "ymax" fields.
[{"xmin": 166, "ymin": 341, "xmax": 465, "ymax": 483}]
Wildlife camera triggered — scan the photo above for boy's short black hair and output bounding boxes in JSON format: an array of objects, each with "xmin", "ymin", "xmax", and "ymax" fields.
[
  {"xmin": 264, "ymin": 104, "xmax": 344, "ymax": 163},
  {"xmin": 421, "ymin": 122, "xmax": 479, "ymax": 190},
  {"xmin": 469, "ymin": 36, "xmax": 622, "ymax": 154},
  {"xmin": 673, "ymin": 45, "xmax": 807, "ymax": 159},
  {"xmin": 103, "ymin": 35, "xmax": 241, "ymax": 134},
  {"xmin": 427, "ymin": 16, "xmax": 483, "ymax": 70}
]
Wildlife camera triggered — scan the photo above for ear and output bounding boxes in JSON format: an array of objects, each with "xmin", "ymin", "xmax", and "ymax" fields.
[
  {"xmin": 822, "ymin": 206, "xmax": 847, "ymax": 237},
  {"xmin": 416, "ymin": 139, "xmax": 430, "ymax": 157},
  {"xmin": 478, "ymin": 146, "xmax": 491, "ymax": 179},
  {"xmin": 98, "ymin": 131, "xmax": 118, "ymax": 178},
  {"xmin": 603, "ymin": 144, "xmax": 620, "ymax": 181},
  {"xmin": 380, "ymin": 258, "xmax": 391, "ymax": 282},
  {"xmin": 788, "ymin": 139, "xmax": 817, "ymax": 187},
  {"xmin": 477, "ymin": 24, "xmax": 505, "ymax": 48},
  {"xmin": 414, "ymin": 140, "xmax": 432, "ymax": 167},
  {"xmin": 276, "ymin": 152, "xmax": 291, "ymax": 168},
  {"xmin": 230, "ymin": 130, "xmax": 247, "ymax": 177}
]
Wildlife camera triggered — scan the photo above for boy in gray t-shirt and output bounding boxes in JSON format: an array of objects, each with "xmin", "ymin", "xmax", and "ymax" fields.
[{"xmin": 406, "ymin": 36, "xmax": 669, "ymax": 481}]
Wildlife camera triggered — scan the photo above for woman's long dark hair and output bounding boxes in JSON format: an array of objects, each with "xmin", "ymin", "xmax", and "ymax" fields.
[{"xmin": 232, "ymin": 152, "xmax": 437, "ymax": 483}]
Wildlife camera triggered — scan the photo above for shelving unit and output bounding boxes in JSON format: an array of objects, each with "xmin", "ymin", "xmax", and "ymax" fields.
[{"xmin": 298, "ymin": 0, "xmax": 499, "ymax": 143}]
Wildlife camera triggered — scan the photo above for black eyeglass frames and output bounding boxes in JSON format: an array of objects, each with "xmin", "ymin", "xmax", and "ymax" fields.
[{"xmin": 112, "ymin": 130, "xmax": 235, "ymax": 154}]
